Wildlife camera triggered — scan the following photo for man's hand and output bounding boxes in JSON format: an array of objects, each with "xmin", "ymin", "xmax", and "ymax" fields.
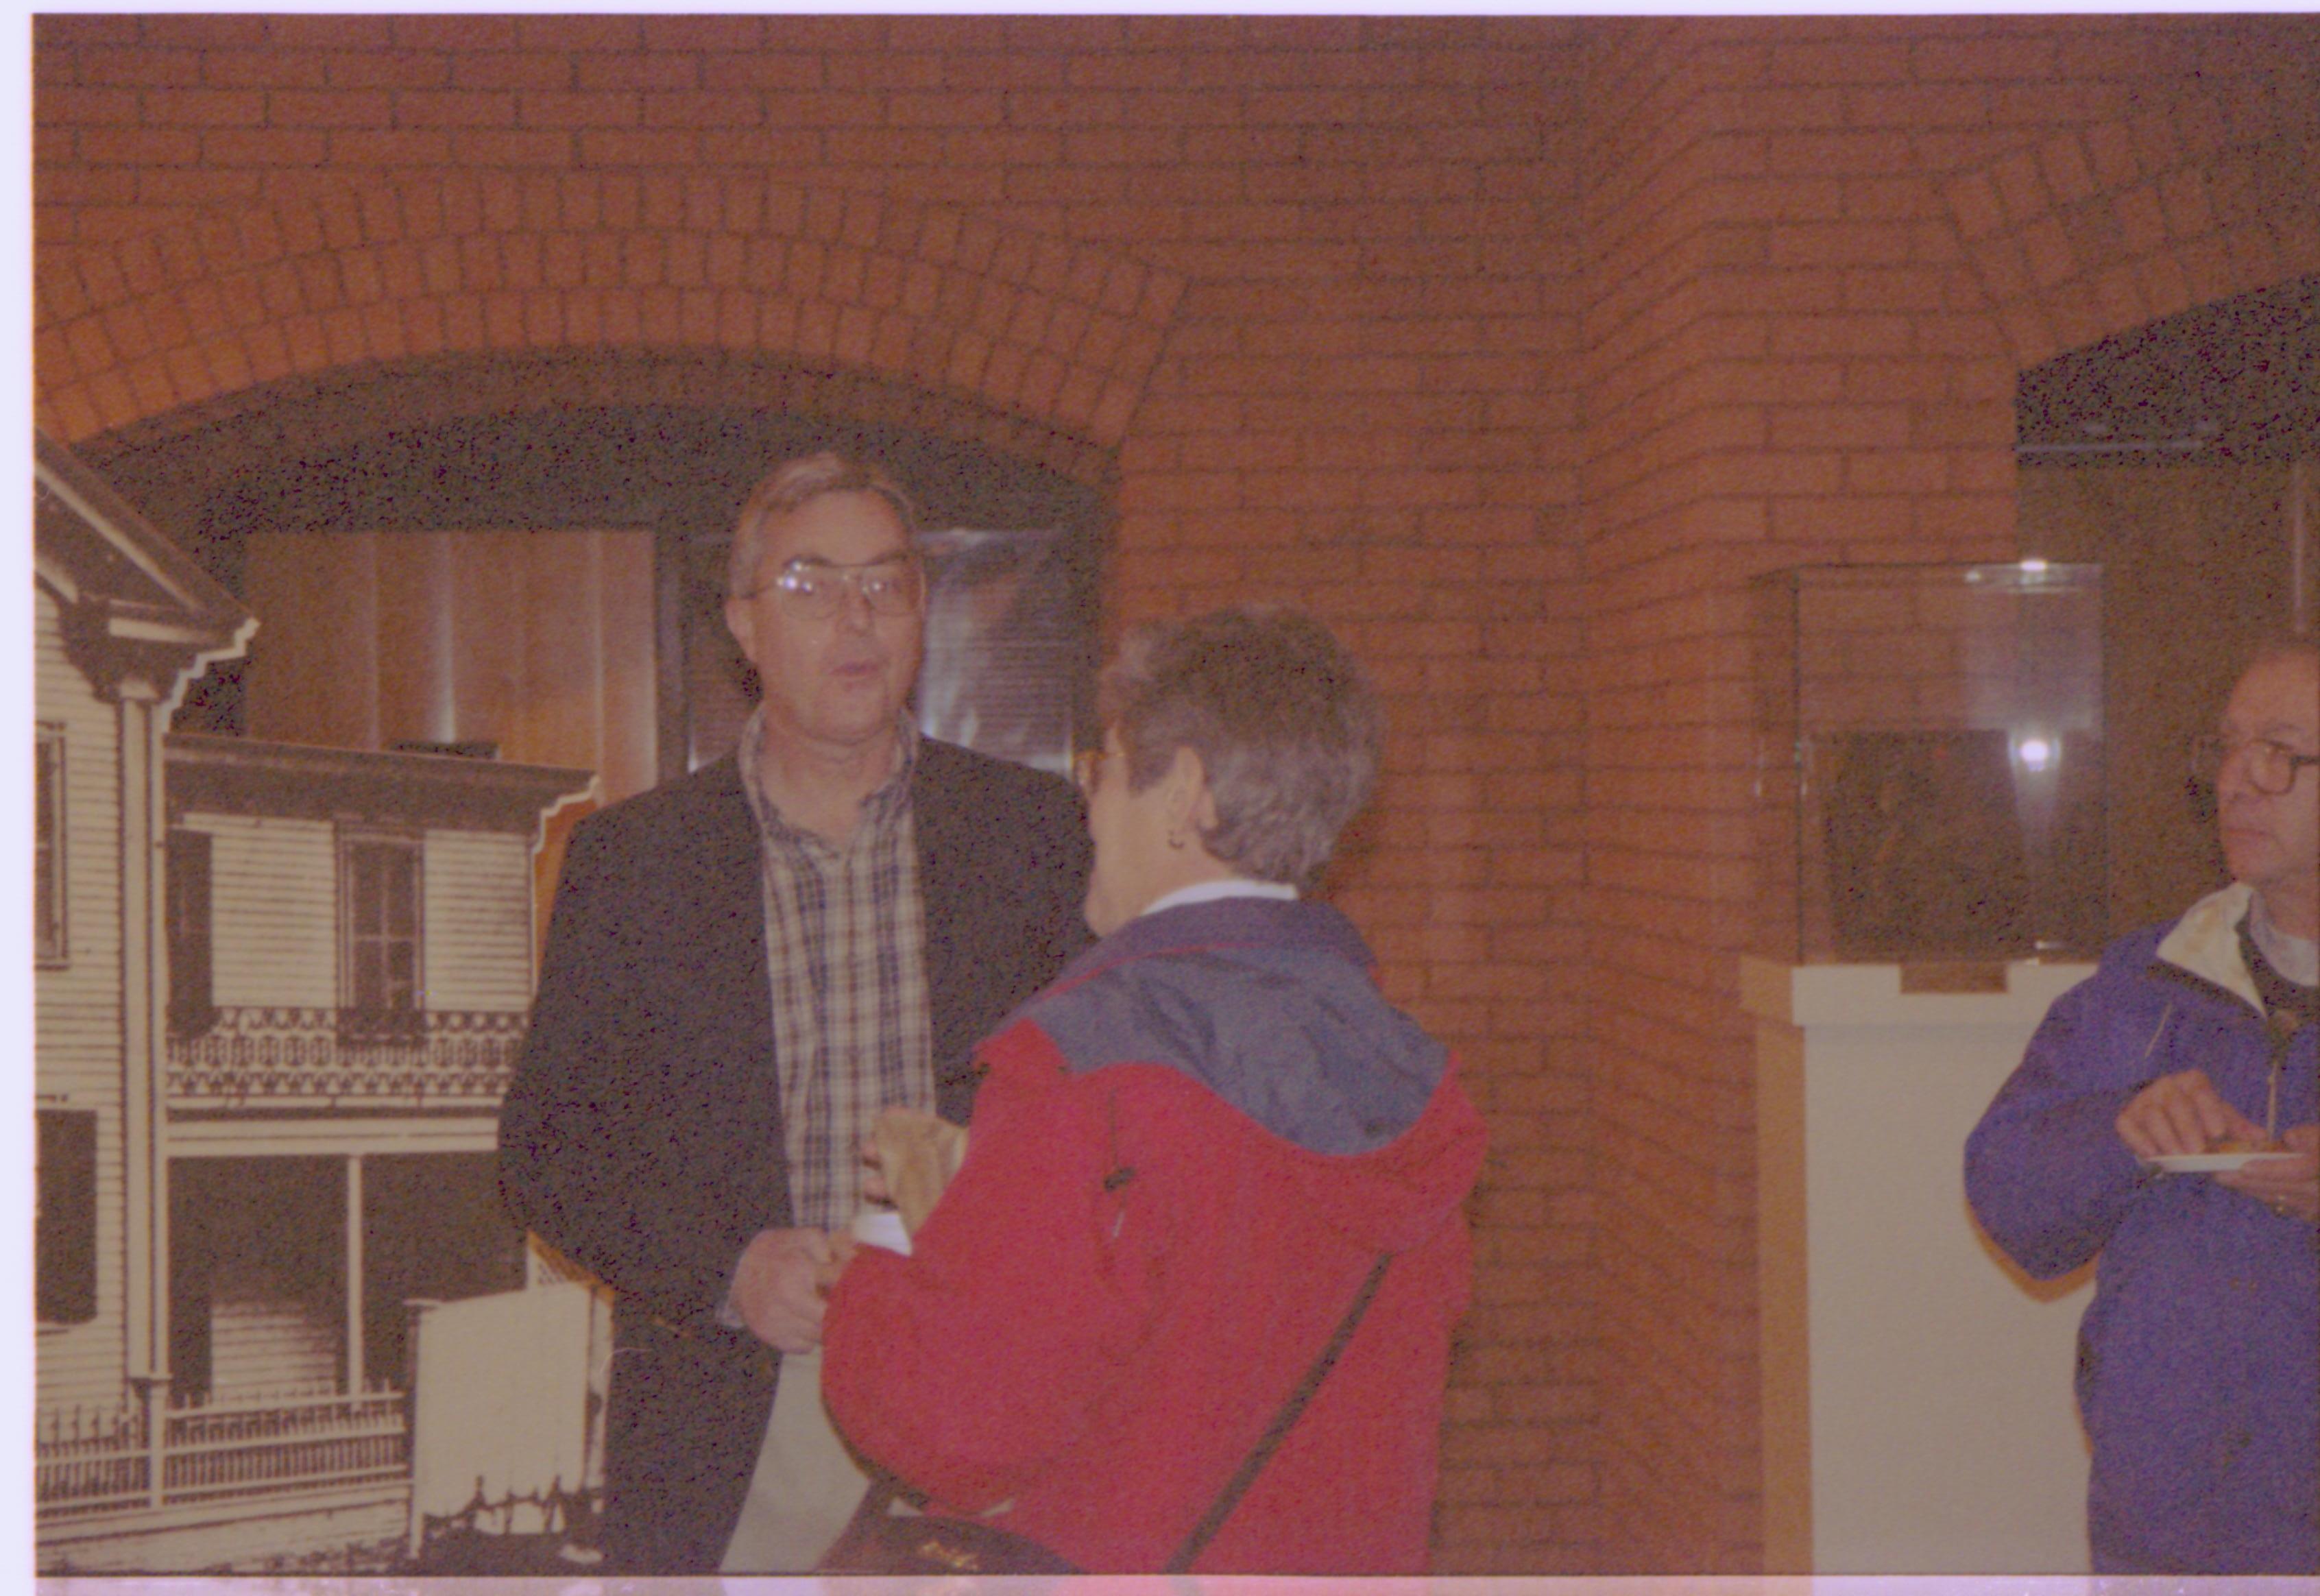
[
  {"xmin": 2215, "ymin": 1123, "xmax": 2320, "ymax": 1224},
  {"xmin": 819, "ymin": 1229, "xmax": 861, "ymax": 1294},
  {"xmin": 727, "ymin": 1226, "xmax": 835, "ymax": 1353},
  {"xmin": 2114, "ymin": 1069, "xmax": 2266, "ymax": 1159}
]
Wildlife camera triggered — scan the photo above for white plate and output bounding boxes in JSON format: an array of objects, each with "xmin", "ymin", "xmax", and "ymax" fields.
[{"xmin": 2142, "ymin": 1150, "xmax": 2295, "ymax": 1174}]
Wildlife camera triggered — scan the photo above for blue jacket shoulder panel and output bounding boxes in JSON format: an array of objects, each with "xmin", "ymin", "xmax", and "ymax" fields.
[{"xmin": 1022, "ymin": 897, "xmax": 1447, "ymax": 1156}]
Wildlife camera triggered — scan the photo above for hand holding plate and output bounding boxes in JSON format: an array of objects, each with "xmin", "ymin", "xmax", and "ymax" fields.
[
  {"xmin": 2212, "ymin": 1123, "xmax": 2319, "ymax": 1224},
  {"xmin": 2116, "ymin": 1069, "xmax": 2264, "ymax": 1160}
]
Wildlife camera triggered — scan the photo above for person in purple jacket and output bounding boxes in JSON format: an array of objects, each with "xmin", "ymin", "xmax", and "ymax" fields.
[{"xmin": 1966, "ymin": 636, "xmax": 2318, "ymax": 1575}]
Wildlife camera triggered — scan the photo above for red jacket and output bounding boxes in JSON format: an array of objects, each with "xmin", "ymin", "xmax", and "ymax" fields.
[{"xmin": 823, "ymin": 897, "xmax": 1487, "ymax": 1573}]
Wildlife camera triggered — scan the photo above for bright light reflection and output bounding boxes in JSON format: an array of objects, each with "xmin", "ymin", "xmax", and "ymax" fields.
[
  {"xmin": 2019, "ymin": 557, "xmax": 2051, "ymax": 573},
  {"xmin": 2016, "ymin": 736, "xmax": 2055, "ymax": 771}
]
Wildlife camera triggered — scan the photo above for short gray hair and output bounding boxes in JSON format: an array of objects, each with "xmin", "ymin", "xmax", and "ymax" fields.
[
  {"xmin": 1098, "ymin": 605, "xmax": 1382, "ymax": 888},
  {"xmin": 727, "ymin": 450, "xmax": 918, "ymax": 597}
]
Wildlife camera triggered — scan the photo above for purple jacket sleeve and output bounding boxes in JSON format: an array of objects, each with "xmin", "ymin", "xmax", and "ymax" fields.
[{"xmin": 1964, "ymin": 960, "xmax": 2162, "ymax": 1280}]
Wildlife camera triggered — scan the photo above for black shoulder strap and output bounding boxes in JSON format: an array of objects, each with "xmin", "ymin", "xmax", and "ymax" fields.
[{"xmin": 1165, "ymin": 1250, "xmax": 1392, "ymax": 1573}]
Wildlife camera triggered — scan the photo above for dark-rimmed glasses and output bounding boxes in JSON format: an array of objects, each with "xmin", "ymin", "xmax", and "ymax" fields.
[{"xmin": 2187, "ymin": 733, "xmax": 2319, "ymax": 797}]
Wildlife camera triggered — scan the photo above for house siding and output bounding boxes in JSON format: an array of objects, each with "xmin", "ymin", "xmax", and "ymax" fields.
[
  {"xmin": 36, "ymin": 585, "xmax": 132, "ymax": 1418},
  {"xmin": 208, "ymin": 1290, "xmax": 340, "ymax": 1400}
]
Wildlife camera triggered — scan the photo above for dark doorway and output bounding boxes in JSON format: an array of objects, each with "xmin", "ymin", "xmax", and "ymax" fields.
[
  {"xmin": 361, "ymin": 1153, "xmax": 529, "ymax": 1393},
  {"xmin": 2016, "ymin": 275, "xmax": 2319, "ymax": 934}
]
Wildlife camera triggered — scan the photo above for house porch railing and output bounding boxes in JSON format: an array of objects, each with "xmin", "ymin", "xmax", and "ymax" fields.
[
  {"xmin": 166, "ymin": 1006, "xmax": 526, "ymax": 1107},
  {"xmin": 37, "ymin": 1386, "xmax": 409, "ymax": 1520}
]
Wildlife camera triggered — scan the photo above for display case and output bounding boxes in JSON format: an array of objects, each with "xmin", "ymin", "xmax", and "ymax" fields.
[{"xmin": 1753, "ymin": 562, "xmax": 2105, "ymax": 965}]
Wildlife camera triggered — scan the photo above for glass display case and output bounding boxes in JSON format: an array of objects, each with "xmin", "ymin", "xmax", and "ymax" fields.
[{"xmin": 1753, "ymin": 562, "xmax": 2105, "ymax": 965}]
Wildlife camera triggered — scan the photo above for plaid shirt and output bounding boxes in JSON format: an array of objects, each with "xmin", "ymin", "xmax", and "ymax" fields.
[{"xmin": 736, "ymin": 708, "xmax": 934, "ymax": 1231}]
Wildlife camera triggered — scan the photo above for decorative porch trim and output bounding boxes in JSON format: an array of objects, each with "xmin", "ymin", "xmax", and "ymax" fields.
[{"xmin": 167, "ymin": 1006, "xmax": 527, "ymax": 1109}]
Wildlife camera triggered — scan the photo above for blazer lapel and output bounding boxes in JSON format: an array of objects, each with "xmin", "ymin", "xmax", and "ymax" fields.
[{"xmin": 677, "ymin": 756, "xmax": 792, "ymax": 1225}]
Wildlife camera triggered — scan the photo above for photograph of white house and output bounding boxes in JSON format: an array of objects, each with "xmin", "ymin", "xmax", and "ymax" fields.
[{"xmin": 35, "ymin": 433, "xmax": 609, "ymax": 1573}]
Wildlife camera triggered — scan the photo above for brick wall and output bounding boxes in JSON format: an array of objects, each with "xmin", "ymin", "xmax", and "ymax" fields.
[
  {"xmin": 1571, "ymin": 13, "xmax": 2315, "ymax": 1573},
  {"xmin": 32, "ymin": 12, "xmax": 2320, "ymax": 1575}
]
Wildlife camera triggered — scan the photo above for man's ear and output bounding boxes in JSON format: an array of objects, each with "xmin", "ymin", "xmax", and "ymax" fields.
[
  {"xmin": 724, "ymin": 594, "xmax": 755, "ymax": 659},
  {"xmin": 1168, "ymin": 745, "xmax": 1218, "ymax": 835}
]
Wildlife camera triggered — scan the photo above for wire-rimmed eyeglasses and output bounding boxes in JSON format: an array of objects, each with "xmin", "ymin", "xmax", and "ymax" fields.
[
  {"xmin": 738, "ymin": 555, "xmax": 923, "ymax": 619},
  {"xmin": 2187, "ymin": 733, "xmax": 2319, "ymax": 797}
]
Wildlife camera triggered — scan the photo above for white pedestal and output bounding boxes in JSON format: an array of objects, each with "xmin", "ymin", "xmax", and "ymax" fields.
[{"xmin": 1744, "ymin": 956, "xmax": 2099, "ymax": 1574}]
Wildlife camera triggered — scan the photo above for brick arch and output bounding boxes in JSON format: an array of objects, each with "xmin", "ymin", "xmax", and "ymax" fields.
[
  {"xmin": 78, "ymin": 349, "xmax": 1126, "ymax": 525},
  {"xmin": 34, "ymin": 171, "xmax": 1185, "ymax": 457},
  {"xmin": 1936, "ymin": 82, "xmax": 2320, "ymax": 367}
]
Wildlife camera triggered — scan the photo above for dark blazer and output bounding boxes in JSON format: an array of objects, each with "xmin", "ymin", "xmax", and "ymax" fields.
[{"xmin": 498, "ymin": 738, "xmax": 1091, "ymax": 1572}]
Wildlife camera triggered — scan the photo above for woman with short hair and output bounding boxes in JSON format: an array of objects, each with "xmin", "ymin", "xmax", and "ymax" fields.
[{"xmin": 820, "ymin": 605, "xmax": 1486, "ymax": 1573}]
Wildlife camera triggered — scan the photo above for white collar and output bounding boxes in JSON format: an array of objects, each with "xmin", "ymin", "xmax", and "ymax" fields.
[
  {"xmin": 2157, "ymin": 883, "xmax": 2263, "ymax": 1014},
  {"xmin": 1139, "ymin": 878, "xmax": 1299, "ymax": 920}
]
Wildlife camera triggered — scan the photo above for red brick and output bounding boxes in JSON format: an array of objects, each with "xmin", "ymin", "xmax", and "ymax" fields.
[
  {"xmin": 644, "ymin": 15, "xmax": 766, "ymax": 53},
  {"xmin": 144, "ymin": 87, "xmax": 267, "ymax": 126},
  {"xmin": 140, "ymin": 16, "xmax": 273, "ymax": 49},
  {"xmin": 36, "ymin": 14, "xmax": 138, "ymax": 48},
  {"xmin": 577, "ymin": 53, "xmax": 703, "ymax": 93},
  {"xmin": 701, "ymin": 53, "xmax": 825, "ymax": 92},
  {"xmin": 267, "ymin": 88, "xmax": 392, "ymax": 128},
  {"xmin": 449, "ymin": 51, "xmax": 575, "ymax": 93},
  {"xmin": 2021, "ymin": 216, "xmax": 2078, "ymax": 288},
  {"xmin": 315, "ymin": 51, "xmax": 447, "ymax": 90},
  {"xmin": 576, "ymin": 130, "xmax": 698, "ymax": 167},
  {"xmin": 202, "ymin": 130, "xmax": 331, "ymax": 169},
  {"xmin": 328, "ymin": 129, "xmax": 452, "ymax": 167},
  {"xmin": 396, "ymin": 90, "xmax": 516, "ymax": 128},
  {"xmin": 520, "ymin": 90, "xmax": 642, "ymax": 129},
  {"xmin": 1912, "ymin": 33, "xmax": 2061, "ymax": 81},
  {"xmin": 515, "ymin": 15, "xmax": 647, "ymax": 52},
  {"xmin": 38, "ymin": 85, "xmax": 141, "ymax": 127},
  {"xmin": 1765, "ymin": 36, "xmax": 1913, "ymax": 83},
  {"xmin": 640, "ymin": 90, "xmax": 764, "ymax": 130},
  {"xmin": 256, "ymin": 12, "xmax": 384, "ymax": 49},
  {"xmin": 2155, "ymin": 167, "xmax": 2216, "ymax": 240},
  {"xmin": 2114, "ymin": 185, "xmax": 2168, "ymax": 257},
  {"xmin": 1760, "ymin": 128, "xmax": 1905, "ymax": 186}
]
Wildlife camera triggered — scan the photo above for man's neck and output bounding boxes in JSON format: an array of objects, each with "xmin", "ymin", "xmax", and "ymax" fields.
[
  {"xmin": 2252, "ymin": 883, "xmax": 2317, "ymax": 941},
  {"xmin": 754, "ymin": 721, "xmax": 902, "ymax": 846},
  {"xmin": 2248, "ymin": 885, "xmax": 2319, "ymax": 989}
]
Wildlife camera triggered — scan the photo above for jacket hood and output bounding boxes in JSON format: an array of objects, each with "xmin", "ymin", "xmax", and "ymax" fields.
[
  {"xmin": 1024, "ymin": 896, "xmax": 1484, "ymax": 1254},
  {"xmin": 2155, "ymin": 882, "xmax": 2263, "ymax": 1015}
]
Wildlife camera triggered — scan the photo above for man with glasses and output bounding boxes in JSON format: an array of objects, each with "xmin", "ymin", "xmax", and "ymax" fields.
[
  {"xmin": 500, "ymin": 452, "xmax": 1090, "ymax": 1573},
  {"xmin": 1968, "ymin": 636, "xmax": 2317, "ymax": 1574}
]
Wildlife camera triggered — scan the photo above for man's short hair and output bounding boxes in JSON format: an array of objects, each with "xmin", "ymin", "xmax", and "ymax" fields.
[
  {"xmin": 1098, "ymin": 605, "xmax": 1383, "ymax": 888},
  {"xmin": 727, "ymin": 451, "xmax": 919, "ymax": 598}
]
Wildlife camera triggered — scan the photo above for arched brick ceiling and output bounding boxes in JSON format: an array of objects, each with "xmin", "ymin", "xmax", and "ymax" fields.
[
  {"xmin": 1936, "ymin": 84, "xmax": 2320, "ymax": 368},
  {"xmin": 36, "ymin": 173, "xmax": 1185, "ymax": 457}
]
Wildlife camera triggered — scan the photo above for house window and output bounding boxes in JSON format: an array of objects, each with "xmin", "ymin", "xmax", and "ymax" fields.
[
  {"xmin": 341, "ymin": 834, "xmax": 422, "ymax": 1039},
  {"xmin": 166, "ymin": 829, "xmax": 216, "ymax": 1035},
  {"xmin": 36, "ymin": 725, "xmax": 66, "ymax": 965},
  {"xmin": 37, "ymin": 1109, "xmax": 97, "ymax": 1325}
]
